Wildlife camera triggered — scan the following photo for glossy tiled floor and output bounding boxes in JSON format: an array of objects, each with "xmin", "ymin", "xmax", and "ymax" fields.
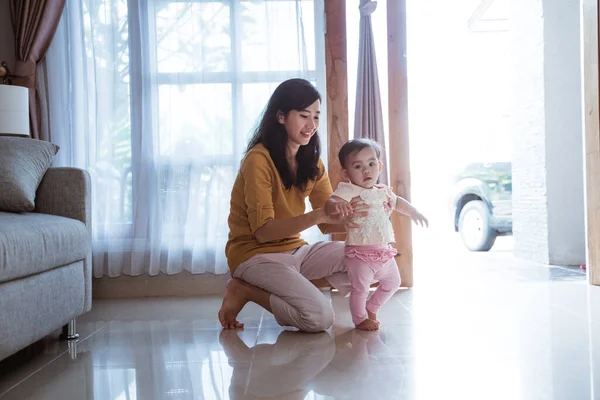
[{"xmin": 1, "ymin": 237, "xmax": 599, "ymax": 399}]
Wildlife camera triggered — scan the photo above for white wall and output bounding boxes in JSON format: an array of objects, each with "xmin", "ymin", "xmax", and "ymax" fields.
[
  {"xmin": 511, "ymin": 0, "xmax": 586, "ymax": 265},
  {"xmin": 511, "ymin": 0, "xmax": 550, "ymax": 263},
  {"xmin": 544, "ymin": 0, "xmax": 586, "ymax": 265},
  {"xmin": 0, "ymin": 2, "xmax": 15, "ymax": 67}
]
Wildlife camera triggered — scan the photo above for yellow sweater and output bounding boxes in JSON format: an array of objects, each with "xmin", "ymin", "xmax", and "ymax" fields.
[{"xmin": 226, "ymin": 143, "xmax": 332, "ymax": 273}]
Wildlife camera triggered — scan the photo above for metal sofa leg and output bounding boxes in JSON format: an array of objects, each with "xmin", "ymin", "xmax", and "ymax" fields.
[{"xmin": 60, "ymin": 319, "xmax": 80, "ymax": 341}]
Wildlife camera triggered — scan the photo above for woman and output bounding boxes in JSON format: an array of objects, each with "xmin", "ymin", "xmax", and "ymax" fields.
[{"xmin": 219, "ymin": 78, "xmax": 364, "ymax": 332}]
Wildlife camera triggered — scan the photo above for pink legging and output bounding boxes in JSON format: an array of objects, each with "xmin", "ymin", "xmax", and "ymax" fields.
[{"xmin": 346, "ymin": 245, "xmax": 401, "ymax": 326}]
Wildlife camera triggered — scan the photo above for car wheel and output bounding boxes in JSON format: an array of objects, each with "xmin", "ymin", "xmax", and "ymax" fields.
[{"xmin": 458, "ymin": 200, "xmax": 497, "ymax": 251}]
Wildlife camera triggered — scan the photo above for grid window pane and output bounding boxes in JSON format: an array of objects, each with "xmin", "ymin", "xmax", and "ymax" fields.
[
  {"xmin": 241, "ymin": 1, "xmax": 316, "ymax": 72},
  {"xmin": 158, "ymin": 84, "xmax": 233, "ymax": 157},
  {"xmin": 155, "ymin": 2, "xmax": 231, "ymax": 73}
]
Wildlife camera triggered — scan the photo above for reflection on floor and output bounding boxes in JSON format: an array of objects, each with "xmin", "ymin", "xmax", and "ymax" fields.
[{"xmin": 0, "ymin": 246, "xmax": 598, "ymax": 400}]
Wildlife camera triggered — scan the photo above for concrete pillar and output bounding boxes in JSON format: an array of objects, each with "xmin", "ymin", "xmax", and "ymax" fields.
[{"xmin": 511, "ymin": 0, "xmax": 586, "ymax": 265}]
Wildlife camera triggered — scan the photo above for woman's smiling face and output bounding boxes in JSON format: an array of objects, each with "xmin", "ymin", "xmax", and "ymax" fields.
[{"xmin": 279, "ymin": 99, "xmax": 321, "ymax": 148}]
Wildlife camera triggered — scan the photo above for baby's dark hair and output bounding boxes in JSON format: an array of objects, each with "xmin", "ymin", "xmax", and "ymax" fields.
[{"xmin": 338, "ymin": 138, "xmax": 382, "ymax": 169}]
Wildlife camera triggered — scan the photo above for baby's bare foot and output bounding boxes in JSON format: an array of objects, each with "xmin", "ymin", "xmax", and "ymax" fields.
[
  {"xmin": 368, "ymin": 310, "xmax": 380, "ymax": 325},
  {"xmin": 356, "ymin": 318, "xmax": 380, "ymax": 331}
]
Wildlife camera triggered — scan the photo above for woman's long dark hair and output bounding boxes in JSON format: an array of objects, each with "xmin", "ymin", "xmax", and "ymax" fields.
[{"xmin": 246, "ymin": 78, "xmax": 322, "ymax": 190}]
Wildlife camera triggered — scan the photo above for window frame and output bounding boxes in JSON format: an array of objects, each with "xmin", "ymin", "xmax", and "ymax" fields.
[{"xmin": 106, "ymin": 0, "xmax": 324, "ymax": 240}]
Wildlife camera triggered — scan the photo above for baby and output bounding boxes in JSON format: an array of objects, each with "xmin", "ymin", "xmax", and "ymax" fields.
[{"xmin": 325, "ymin": 139, "xmax": 428, "ymax": 331}]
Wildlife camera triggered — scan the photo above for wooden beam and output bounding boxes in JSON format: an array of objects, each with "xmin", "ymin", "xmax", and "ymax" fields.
[
  {"xmin": 582, "ymin": 0, "xmax": 600, "ymax": 285},
  {"xmin": 325, "ymin": 0, "xmax": 349, "ymax": 242},
  {"xmin": 325, "ymin": 0, "xmax": 348, "ymax": 190},
  {"xmin": 387, "ymin": 0, "xmax": 413, "ymax": 287}
]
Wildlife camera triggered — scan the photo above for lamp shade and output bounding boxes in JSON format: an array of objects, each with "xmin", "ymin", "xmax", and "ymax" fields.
[{"xmin": 0, "ymin": 85, "xmax": 29, "ymax": 137}]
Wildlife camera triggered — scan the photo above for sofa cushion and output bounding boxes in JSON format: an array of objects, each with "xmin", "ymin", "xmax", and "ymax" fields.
[
  {"xmin": 0, "ymin": 137, "xmax": 59, "ymax": 212},
  {"xmin": 0, "ymin": 212, "xmax": 89, "ymax": 284}
]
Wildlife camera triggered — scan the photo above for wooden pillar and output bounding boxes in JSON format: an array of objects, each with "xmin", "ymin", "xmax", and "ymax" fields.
[
  {"xmin": 387, "ymin": 0, "xmax": 413, "ymax": 287},
  {"xmin": 325, "ymin": 0, "xmax": 348, "ymax": 189},
  {"xmin": 582, "ymin": 0, "xmax": 600, "ymax": 285},
  {"xmin": 325, "ymin": 0, "xmax": 349, "ymax": 242}
]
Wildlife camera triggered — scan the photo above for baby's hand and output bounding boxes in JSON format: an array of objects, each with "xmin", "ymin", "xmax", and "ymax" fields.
[{"xmin": 411, "ymin": 210, "xmax": 429, "ymax": 227}]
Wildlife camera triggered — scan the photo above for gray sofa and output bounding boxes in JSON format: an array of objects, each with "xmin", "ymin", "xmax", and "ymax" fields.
[{"xmin": 0, "ymin": 167, "xmax": 92, "ymax": 361}]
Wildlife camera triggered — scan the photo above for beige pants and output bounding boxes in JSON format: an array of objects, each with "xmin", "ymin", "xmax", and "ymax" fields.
[{"xmin": 233, "ymin": 241, "xmax": 350, "ymax": 332}]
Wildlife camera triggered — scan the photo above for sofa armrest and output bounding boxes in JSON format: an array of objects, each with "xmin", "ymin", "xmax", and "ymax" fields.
[
  {"xmin": 34, "ymin": 167, "xmax": 91, "ymax": 226},
  {"xmin": 34, "ymin": 167, "xmax": 92, "ymax": 313}
]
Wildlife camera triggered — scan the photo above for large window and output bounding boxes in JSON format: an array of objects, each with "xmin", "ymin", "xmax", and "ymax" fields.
[
  {"xmin": 86, "ymin": 0, "xmax": 324, "ymax": 229},
  {"xmin": 63, "ymin": 0, "xmax": 326, "ymax": 274}
]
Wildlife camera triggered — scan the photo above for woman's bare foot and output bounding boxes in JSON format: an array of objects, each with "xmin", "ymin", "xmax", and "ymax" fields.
[
  {"xmin": 356, "ymin": 318, "xmax": 380, "ymax": 331},
  {"xmin": 218, "ymin": 279, "xmax": 249, "ymax": 329},
  {"xmin": 367, "ymin": 310, "xmax": 380, "ymax": 325}
]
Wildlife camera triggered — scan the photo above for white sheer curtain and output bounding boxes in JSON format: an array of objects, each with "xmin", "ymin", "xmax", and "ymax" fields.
[{"xmin": 44, "ymin": 0, "xmax": 327, "ymax": 277}]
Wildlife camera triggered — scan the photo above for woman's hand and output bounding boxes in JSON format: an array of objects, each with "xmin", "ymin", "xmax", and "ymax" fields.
[
  {"xmin": 324, "ymin": 198, "xmax": 354, "ymax": 217},
  {"xmin": 349, "ymin": 196, "xmax": 369, "ymax": 217},
  {"xmin": 344, "ymin": 197, "xmax": 370, "ymax": 229},
  {"xmin": 316, "ymin": 196, "xmax": 370, "ymax": 230},
  {"xmin": 317, "ymin": 208, "xmax": 358, "ymax": 227},
  {"xmin": 383, "ymin": 196, "xmax": 394, "ymax": 216}
]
